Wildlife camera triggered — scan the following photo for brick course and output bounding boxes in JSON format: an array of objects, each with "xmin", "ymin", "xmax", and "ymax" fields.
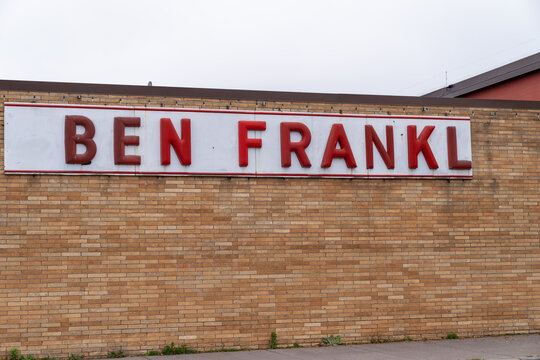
[{"xmin": 0, "ymin": 90, "xmax": 538, "ymax": 357}]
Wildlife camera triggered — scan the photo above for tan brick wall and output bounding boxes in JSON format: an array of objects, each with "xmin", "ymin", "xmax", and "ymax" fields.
[{"xmin": 0, "ymin": 91, "xmax": 538, "ymax": 357}]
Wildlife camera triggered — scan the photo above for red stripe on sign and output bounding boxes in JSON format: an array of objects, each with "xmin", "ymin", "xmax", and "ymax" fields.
[
  {"xmin": 4, "ymin": 169, "xmax": 473, "ymax": 179},
  {"xmin": 4, "ymin": 103, "xmax": 471, "ymax": 121}
]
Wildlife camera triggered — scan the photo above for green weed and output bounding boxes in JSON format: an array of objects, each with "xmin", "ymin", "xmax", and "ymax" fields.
[
  {"xmin": 106, "ymin": 350, "xmax": 125, "ymax": 359},
  {"xmin": 269, "ymin": 332, "xmax": 278, "ymax": 349},
  {"xmin": 321, "ymin": 335, "xmax": 343, "ymax": 346},
  {"xmin": 161, "ymin": 342, "xmax": 196, "ymax": 355}
]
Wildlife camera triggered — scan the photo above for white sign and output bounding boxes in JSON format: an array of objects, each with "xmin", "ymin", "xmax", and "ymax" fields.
[{"xmin": 4, "ymin": 103, "xmax": 472, "ymax": 178}]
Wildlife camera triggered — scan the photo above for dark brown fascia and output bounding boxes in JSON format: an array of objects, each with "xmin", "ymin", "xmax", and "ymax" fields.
[
  {"xmin": 423, "ymin": 52, "xmax": 540, "ymax": 98},
  {"xmin": 1, "ymin": 79, "xmax": 540, "ymax": 110}
]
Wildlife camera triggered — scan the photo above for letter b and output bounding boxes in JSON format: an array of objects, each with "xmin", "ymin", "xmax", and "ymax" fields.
[{"xmin": 65, "ymin": 115, "xmax": 97, "ymax": 164}]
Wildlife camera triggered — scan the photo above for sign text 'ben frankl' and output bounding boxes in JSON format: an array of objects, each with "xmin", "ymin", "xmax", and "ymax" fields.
[{"xmin": 4, "ymin": 103, "xmax": 472, "ymax": 178}]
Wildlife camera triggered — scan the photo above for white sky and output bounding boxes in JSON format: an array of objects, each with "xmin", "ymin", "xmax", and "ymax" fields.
[{"xmin": 0, "ymin": 0, "xmax": 539, "ymax": 96}]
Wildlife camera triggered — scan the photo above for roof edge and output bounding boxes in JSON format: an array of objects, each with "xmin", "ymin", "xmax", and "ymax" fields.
[
  {"xmin": 1, "ymin": 79, "xmax": 540, "ymax": 110},
  {"xmin": 423, "ymin": 52, "xmax": 540, "ymax": 98}
]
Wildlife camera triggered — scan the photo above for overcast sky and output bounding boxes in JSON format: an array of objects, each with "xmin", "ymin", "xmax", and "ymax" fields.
[{"xmin": 1, "ymin": 0, "xmax": 539, "ymax": 96}]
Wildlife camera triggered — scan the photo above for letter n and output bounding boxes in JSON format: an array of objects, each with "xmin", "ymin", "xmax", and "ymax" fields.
[
  {"xmin": 365, "ymin": 125, "xmax": 394, "ymax": 169},
  {"xmin": 161, "ymin": 118, "xmax": 191, "ymax": 165}
]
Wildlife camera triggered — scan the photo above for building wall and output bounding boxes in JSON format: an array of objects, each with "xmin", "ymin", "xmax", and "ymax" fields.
[
  {"xmin": 461, "ymin": 70, "xmax": 540, "ymax": 101},
  {"xmin": 0, "ymin": 90, "xmax": 539, "ymax": 357}
]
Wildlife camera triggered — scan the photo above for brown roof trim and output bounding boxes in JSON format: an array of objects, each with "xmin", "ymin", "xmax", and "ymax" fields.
[
  {"xmin": 1, "ymin": 79, "xmax": 540, "ymax": 110},
  {"xmin": 423, "ymin": 52, "xmax": 540, "ymax": 98}
]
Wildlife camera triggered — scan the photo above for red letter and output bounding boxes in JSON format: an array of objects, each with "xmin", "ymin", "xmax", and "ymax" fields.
[
  {"xmin": 407, "ymin": 125, "xmax": 438, "ymax": 169},
  {"xmin": 161, "ymin": 118, "xmax": 191, "ymax": 165},
  {"xmin": 238, "ymin": 121, "xmax": 266, "ymax": 166},
  {"xmin": 365, "ymin": 125, "xmax": 394, "ymax": 169},
  {"xmin": 280, "ymin": 122, "xmax": 311, "ymax": 168},
  {"xmin": 114, "ymin": 117, "xmax": 141, "ymax": 165},
  {"xmin": 65, "ymin": 115, "xmax": 97, "ymax": 164},
  {"xmin": 447, "ymin": 126, "xmax": 472, "ymax": 169},
  {"xmin": 321, "ymin": 124, "xmax": 357, "ymax": 168}
]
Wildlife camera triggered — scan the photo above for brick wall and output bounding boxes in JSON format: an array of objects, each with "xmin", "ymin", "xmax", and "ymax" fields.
[{"xmin": 0, "ymin": 90, "xmax": 538, "ymax": 357}]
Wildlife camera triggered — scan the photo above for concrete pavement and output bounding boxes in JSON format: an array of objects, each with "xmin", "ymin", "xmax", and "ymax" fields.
[{"xmin": 108, "ymin": 334, "xmax": 539, "ymax": 360}]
